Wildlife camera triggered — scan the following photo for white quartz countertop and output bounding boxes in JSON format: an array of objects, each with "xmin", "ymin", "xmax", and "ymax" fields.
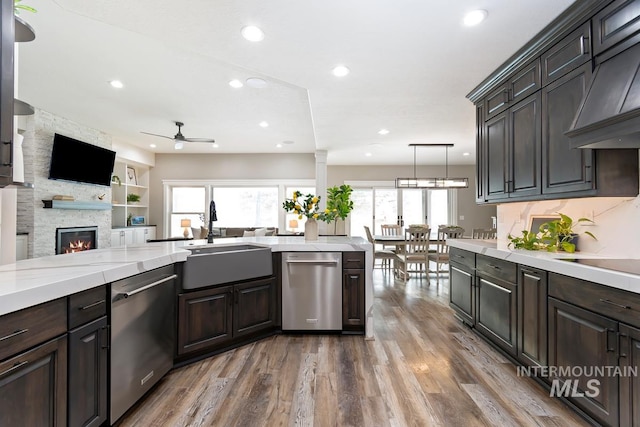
[
  {"xmin": 448, "ymin": 239, "xmax": 640, "ymax": 294},
  {"xmin": 0, "ymin": 236, "xmax": 371, "ymax": 317}
]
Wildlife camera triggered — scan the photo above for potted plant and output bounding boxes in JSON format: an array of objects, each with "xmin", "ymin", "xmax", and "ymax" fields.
[
  {"xmin": 111, "ymin": 175, "xmax": 122, "ymax": 186},
  {"xmin": 539, "ymin": 212, "xmax": 596, "ymax": 253},
  {"xmin": 325, "ymin": 184, "xmax": 354, "ymax": 235},
  {"xmin": 127, "ymin": 193, "xmax": 141, "ymax": 204},
  {"xmin": 14, "ymin": 0, "xmax": 36, "ymax": 15},
  {"xmin": 507, "ymin": 230, "xmax": 546, "ymax": 251}
]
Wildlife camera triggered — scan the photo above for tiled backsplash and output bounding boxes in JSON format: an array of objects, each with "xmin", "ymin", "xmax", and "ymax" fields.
[{"xmin": 497, "ymin": 196, "xmax": 640, "ymax": 256}]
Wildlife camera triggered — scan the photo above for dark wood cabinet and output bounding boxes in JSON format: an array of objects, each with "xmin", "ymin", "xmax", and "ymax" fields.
[
  {"xmin": 0, "ymin": 0, "xmax": 15, "ymax": 186},
  {"xmin": 178, "ymin": 276, "xmax": 277, "ymax": 356},
  {"xmin": 592, "ymin": 0, "xmax": 640, "ymax": 57},
  {"xmin": 548, "ymin": 297, "xmax": 619, "ymax": 427},
  {"xmin": 343, "ymin": 269, "xmax": 365, "ymax": 331},
  {"xmin": 475, "ymin": 104, "xmax": 485, "ymax": 203},
  {"xmin": 0, "ymin": 335, "xmax": 68, "ymax": 427},
  {"xmin": 619, "ymin": 323, "xmax": 640, "ymax": 427},
  {"xmin": 484, "ymin": 111, "xmax": 509, "ymax": 201},
  {"xmin": 475, "ymin": 273, "xmax": 518, "ymax": 356},
  {"xmin": 178, "ymin": 285, "xmax": 234, "ymax": 355},
  {"xmin": 541, "ymin": 22, "xmax": 591, "ymax": 86},
  {"xmin": 510, "ymin": 59, "xmax": 541, "ymax": 102},
  {"xmin": 517, "ymin": 266, "xmax": 547, "ymax": 368},
  {"xmin": 541, "ymin": 63, "xmax": 594, "ymax": 195},
  {"xmin": 68, "ymin": 316, "xmax": 108, "ymax": 427},
  {"xmin": 449, "ymin": 248, "xmax": 476, "ymax": 326},
  {"xmin": 234, "ymin": 277, "xmax": 276, "ymax": 338}
]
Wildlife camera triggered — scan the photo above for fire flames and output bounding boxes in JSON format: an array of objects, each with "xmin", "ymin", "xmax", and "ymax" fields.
[{"xmin": 64, "ymin": 240, "xmax": 92, "ymax": 253}]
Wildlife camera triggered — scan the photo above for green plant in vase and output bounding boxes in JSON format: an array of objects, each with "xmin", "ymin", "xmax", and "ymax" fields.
[
  {"xmin": 507, "ymin": 230, "xmax": 546, "ymax": 251},
  {"xmin": 538, "ymin": 212, "xmax": 596, "ymax": 253},
  {"xmin": 325, "ymin": 184, "xmax": 354, "ymax": 234},
  {"xmin": 127, "ymin": 193, "xmax": 141, "ymax": 204}
]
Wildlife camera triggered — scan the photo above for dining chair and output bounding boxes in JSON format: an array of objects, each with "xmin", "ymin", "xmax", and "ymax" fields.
[
  {"xmin": 395, "ymin": 226, "xmax": 431, "ymax": 281},
  {"xmin": 472, "ymin": 228, "xmax": 497, "ymax": 239},
  {"xmin": 364, "ymin": 225, "xmax": 397, "ymax": 273},
  {"xmin": 428, "ymin": 226, "xmax": 465, "ymax": 283},
  {"xmin": 380, "ymin": 224, "xmax": 403, "ymax": 251}
]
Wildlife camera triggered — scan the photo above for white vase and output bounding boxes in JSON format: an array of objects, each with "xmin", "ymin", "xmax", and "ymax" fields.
[{"xmin": 304, "ymin": 218, "xmax": 318, "ymax": 241}]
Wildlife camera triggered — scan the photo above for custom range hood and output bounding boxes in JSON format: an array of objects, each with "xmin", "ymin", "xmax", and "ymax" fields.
[{"xmin": 567, "ymin": 42, "xmax": 640, "ymax": 149}]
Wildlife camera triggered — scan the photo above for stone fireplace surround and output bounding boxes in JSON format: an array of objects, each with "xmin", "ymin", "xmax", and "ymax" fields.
[{"xmin": 17, "ymin": 110, "xmax": 113, "ymax": 258}]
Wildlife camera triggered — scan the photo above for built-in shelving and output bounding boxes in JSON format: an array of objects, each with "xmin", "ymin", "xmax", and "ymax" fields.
[
  {"xmin": 111, "ymin": 160, "xmax": 150, "ymax": 227},
  {"xmin": 42, "ymin": 200, "xmax": 112, "ymax": 210}
]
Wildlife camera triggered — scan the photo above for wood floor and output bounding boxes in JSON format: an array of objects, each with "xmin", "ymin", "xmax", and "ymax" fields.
[{"xmin": 118, "ymin": 270, "xmax": 590, "ymax": 427}]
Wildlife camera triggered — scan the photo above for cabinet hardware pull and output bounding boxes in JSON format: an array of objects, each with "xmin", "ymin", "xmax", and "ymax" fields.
[
  {"xmin": 101, "ymin": 325, "xmax": 110, "ymax": 350},
  {"xmin": 619, "ymin": 333, "xmax": 628, "ymax": 358},
  {"xmin": 520, "ymin": 268, "xmax": 535, "ymax": 275},
  {"xmin": 235, "ymin": 289, "xmax": 239, "ymax": 304},
  {"xmin": 599, "ymin": 299, "xmax": 630, "ymax": 309},
  {"xmin": 0, "ymin": 328, "xmax": 29, "ymax": 342},
  {"xmin": 606, "ymin": 329, "xmax": 617, "ymax": 353},
  {"xmin": 0, "ymin": 360, "xmax": 28, "ymax": 377},
  {"xmin": 79, "ymin": 299, "xmax": 105, "ymax": 311},
  {"xmin": 488, "ymin": 264, "xmax": 501, "ymax": 270},
  {"xmin": 117, "ymin": 274, "xmax": 177, "ymax": 299},
  {"xmin": 580, "ymin": 35, "xmax": 589, "ymax": 55}
]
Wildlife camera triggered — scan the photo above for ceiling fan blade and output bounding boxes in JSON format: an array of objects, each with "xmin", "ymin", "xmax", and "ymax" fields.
[
  {"xmin": 184, "ymin": 138, "xmax": 216, "ymax": 143},
  {"xmin": 141, "ymin": 131, "xmax": 174, "ymax": 140}
]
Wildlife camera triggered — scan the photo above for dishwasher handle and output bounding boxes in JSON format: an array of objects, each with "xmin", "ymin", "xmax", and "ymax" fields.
[
  {"xmin": 285, "ymin": 259, "xmax": 339, "ymax": 265},
  {"xmin": 114, "ymin": 274, "xmax": 177, "ymax": 300}
]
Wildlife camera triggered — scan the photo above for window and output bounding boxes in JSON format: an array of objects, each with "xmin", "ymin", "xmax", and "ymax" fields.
[
  {"xmin": 170, "ymin": 187, "xmax": 206, "ymax": 237},
  {"xmin": 212, "ymin": 187, "xmax": 278, "ymax": 228}
]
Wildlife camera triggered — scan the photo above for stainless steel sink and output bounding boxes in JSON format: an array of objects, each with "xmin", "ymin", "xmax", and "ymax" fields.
[{"xmin": 182, "ymin": 244, "xmax": 272, "ymax": 289}]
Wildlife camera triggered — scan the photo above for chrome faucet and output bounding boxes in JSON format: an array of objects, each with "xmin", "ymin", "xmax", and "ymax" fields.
[{"xmin": 206, "ymin": 200, "xmax": 217, "ymax": 243}]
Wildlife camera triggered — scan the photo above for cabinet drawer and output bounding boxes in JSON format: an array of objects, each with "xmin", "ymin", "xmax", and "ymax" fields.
[
  {"xmin": 549, "ymin": 272, "xmax": 640, "ymax": 328},
  {"xmin": 68, "ymin": 285, "xmax": 108, "ymax": 330},
  {"xmin": 0, "ymin": 298, "xmax": 67, "ymax": 361},
  {"xmin": 343, "ymin": 251, "xmax": 365, "ymax": 269},
  {"xmin": 510, "ymin": 58, "xmax": 541, "ymax": 102},
  {"xmin": 449, "ymin": 247, "xmax": 475, "ymax": 270},
  {"xmin": 476, "ymin": 254, "xmax": 517, "ymax": 283},
  {"xmin": 541, "ymin": 22, "xmax": 591, "ymax": 86}
]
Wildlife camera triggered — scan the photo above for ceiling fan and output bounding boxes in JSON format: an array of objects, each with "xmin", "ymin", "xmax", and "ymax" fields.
[{"xmin": 141, "ymin": 121, "xmax": 216, "ymax": 150}]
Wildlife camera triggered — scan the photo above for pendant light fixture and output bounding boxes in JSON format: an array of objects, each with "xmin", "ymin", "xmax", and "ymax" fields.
[{"xmin": 395, "ymin": 144, "xmax": 469, "ymax": 189}]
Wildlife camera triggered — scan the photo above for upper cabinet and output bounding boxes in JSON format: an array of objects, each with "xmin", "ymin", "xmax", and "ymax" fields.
[
  {"xmin": 471, "ymin": 0, "xmax": 639, "ymax": 205},
  {"xmin": 0, "ymin": 2, "xmax": 16, "ymax": 187},
  {"xmin": 111, "ymin": 160, "xmax": 150, "ymax": 228},
  {"xmin": 592, "ymin": 0, "xmax": 640, "ymax": 57}
]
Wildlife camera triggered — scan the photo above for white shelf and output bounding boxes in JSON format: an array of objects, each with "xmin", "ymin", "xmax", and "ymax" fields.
[{"xmin": 111, "ymin": 161, "xmax": 151, "ymax": 227}]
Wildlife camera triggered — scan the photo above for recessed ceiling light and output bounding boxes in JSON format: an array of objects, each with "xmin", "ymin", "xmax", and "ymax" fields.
[
  {"xmin": 365, "ymin": 152, "xmax": 373, "ymax": 157},
  {"xmin": 282, "ymin": 140, "xmax": 295, "ymax": 145},
  {"xmin": 149, "ymin": 143, "xmax": 156, "ymax": 148},
  {"xmin": 463, "ymin": 152, "xmax": 470, "ymax": 156},
  {"xmin": 246, "ymin": 77, "xmax": 268, "ymax": 88},
  {"xmin": 241, "ymin": 25, "xmax": 264, "ymax": 42},
  {"xmin": 259, "ymin": 121, "xmax": 269, "ymax": 128},
  {"xmin": 463, "ymin": 9, "xmax": 488, "ymax": 26},
  {"xmin": 332, "ymin": 65, "xmax": 350, "ymax": 77},
  {"xmin": 211, "ymin": 143, "xmax": 219, "ymax": 148},
  {"xmin": 378, "ymin": 129, "xmax": 389, "ymax": 135},
  {"xmin": 109, "ymin": 80, "xmax": 123, "ymax": 89},
  {"xmin": 276, "ymin": 143, "xmax": 283, "ymax": 148},
  {"xmin": 229, "ymin": 79, "xmax": 243, "ymax": 88}
]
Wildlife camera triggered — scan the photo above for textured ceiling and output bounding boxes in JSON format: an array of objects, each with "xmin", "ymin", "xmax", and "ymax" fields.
[{"xmin": 17, "ymin": 0, "xmax": 575, "ymax": 165}]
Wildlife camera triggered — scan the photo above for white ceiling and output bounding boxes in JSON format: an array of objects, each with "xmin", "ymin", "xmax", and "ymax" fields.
[{"xmin": 17, "ymin": 0, "xmax": 575, "ymax": 165}]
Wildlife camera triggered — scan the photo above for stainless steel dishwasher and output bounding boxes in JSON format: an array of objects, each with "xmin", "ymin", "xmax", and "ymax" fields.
[
  {"xmin": 110, "ymin": 265, "xmax": 176, "ymax": 423},
  {"xmin": 282, "ymin": 252, "xmax": 342, "ymax": 331}
]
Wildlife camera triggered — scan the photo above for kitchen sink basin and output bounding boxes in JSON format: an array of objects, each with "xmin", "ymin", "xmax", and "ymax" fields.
[{"xmin": 182, "ymin": 244, "xmax": 273, "ymax": 289}]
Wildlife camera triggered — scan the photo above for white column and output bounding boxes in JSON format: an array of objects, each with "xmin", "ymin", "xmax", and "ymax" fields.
[{"xmin": 315, "ymin": 150, "xmax": 328, "ymax": 235}]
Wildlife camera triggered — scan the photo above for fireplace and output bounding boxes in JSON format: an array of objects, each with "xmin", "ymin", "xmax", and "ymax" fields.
[{"xmin": 56, "ymin": 226, "xmax": 98, "ymax": 254}]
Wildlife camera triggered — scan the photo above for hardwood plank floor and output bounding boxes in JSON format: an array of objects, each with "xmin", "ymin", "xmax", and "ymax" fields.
[{"xmin": 118, "ymin": 271, "xmax": 590, "ymax": 427}]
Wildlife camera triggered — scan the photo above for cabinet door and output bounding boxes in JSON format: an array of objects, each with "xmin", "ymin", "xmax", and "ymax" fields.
[
  {"xmin": 343, "ymin": 268, "xmax": 365, "ymax": 331},
  {"xmin": 484, "ymin": 82, "xmax": 510, "ymax": 119},
  {"xmin": 541, "ymin": 22, "xmax": 591, "ymax": 86},
  {"xmin": 0, "ymin": 335, "xmax": 68, "ymax": 427},
  {"xmin": 475, "ymin": 274, "xmax": 517, "ymax": 356},
  {"xmin": 178, "ymin": 286, "xmax": 233, "ymax": 355},
  {"xmin": 233, "ymin": 278, "xmax": 276, "ymax": 338},
  {"xmin": 475, "ymin": 104, "xmax": 486, "ymax": 203},
  {"xmin": 509, "ymin": 92, "xmax": 542, "ymax": 198},
  {"xmin": 144, "ymin": 226, "xmax": 156, "ymax": 242},
  {"xmin": 484, "ymin": 111, "xmax": 510, "ymax": 201},
  {"xmin": 517, "ymin": 266, "xmax": 547, "ymax": 368},
  {"xmin": 548, "ymin": 297, "xmax": 619, "ymax": 427},
  {"xmin": 541, "ymin": 63, "xmax": 594, "ymax": 195},
  {"xmin": 68, "ymin": 317, "xmax": 108, "ymax": 427},
  {"xmin": 0, "ymin": 0, "xmax": 14, "ymax": 186},
  {"xmin": 110, "ymin": 230, "xmax": 123, "ymax": 248},
  {"xmin": 619, "ymin": 323, "xmax": 640, "ymax": 427},
  {"xmin": 592, "ymin": 0, "xmax": 640, "ymax": 56},
  {"xmin": 449, "ymin": 264, "xmax": 475, "ymax": 326},
  {"xmin": 124, "ymin": 229, "xmax": 135, "ymax": 246}
]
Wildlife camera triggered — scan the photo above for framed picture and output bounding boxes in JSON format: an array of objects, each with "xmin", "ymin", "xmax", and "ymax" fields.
[
  {"xmin": 126, "ymin": 166, "xmax": 137, "ymax": 185},
  {"xmin": 528, "ymin": 215, "xmax": 560, "ymax": 233},
  {"xmin": 131, "ymin": 216, "xmax": 146, "ymax": 225}
]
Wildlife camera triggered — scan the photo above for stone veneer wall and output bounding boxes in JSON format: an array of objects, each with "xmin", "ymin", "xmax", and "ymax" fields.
[
  {"xmin": 17, "ymin": 109, "xmax": 112, "ymax": 258},
  {"xmin": 497, "ymin": 195, "xmax": 640, "ymax": 257}
]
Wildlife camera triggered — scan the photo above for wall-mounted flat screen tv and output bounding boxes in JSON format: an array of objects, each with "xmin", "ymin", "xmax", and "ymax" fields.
[{"xmin": 48, "ymin": 133, "xmax": 116, "ymax": 187}]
